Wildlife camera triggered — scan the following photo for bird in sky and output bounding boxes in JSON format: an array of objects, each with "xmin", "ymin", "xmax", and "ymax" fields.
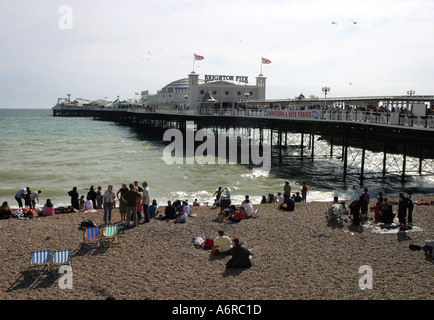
[
  {"xmin": 351, "ymin": 19, "xmax": 358, "ymax": 24},
  {"xmin": 331, "ymin": 21, "xmax": 338, "ymax": 25}
]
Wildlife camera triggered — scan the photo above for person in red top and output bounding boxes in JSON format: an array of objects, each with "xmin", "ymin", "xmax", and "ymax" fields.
[{"xmin": 301, "ymin": 182, "xmax": 308, "ymax": 202}]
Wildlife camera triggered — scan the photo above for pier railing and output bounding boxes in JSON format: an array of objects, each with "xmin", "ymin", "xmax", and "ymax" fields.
[{"xmin": 127, "ymin": 107, "xmax": 434, "ymax": 129}]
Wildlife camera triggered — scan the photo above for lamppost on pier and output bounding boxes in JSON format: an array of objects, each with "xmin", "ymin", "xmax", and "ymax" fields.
[{"xmin": 322, "ymin": 86, "xmax": 330, "ymax": 109}]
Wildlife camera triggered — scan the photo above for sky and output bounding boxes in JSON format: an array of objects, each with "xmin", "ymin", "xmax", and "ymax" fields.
[{"xmin": 1, "ymin": 0, "xmax": 434, "ymax": 108}]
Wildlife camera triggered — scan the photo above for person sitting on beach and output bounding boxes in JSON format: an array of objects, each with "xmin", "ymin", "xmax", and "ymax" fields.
[
  {"xmin": 43, "ymin": 199, "xmax": 55, "ymax": 216},
  {"xmin": 79, "ymin": 195, "xmax": 85, "ymax": 211},
  {"xmin": 242, "ymin": 199, "xmax": 254, "ymax": 218},
  {"xmin": 0, "ymin": 201, "xmax": 12, "ymax": 219},
  {"xmin": 278, "ymin": 194, "xmax": 295, "ymax": 211},
  {"xmin": 212, "ymin": 230, "xmax": 233, "ymax": 255},
  {"xmin": 226, "ymin": 238, "xmax": 252, "ymax": 269},
  {"xmin": 379, "ymin": 198, "xmax": 394, "ymax": 224},
  {"xmin": 241, "ymin": 195, "xmax": 250, "ymax": 205},
  {"xmin": 149, "ymin": 199, "xmax": 158, "ymax": 219},
  {"xmin": 260, "ymin": 196, "xmax": 267, "ymax": 204},
  {"xmin": 193, "ymin": 199, "xmax": 200, "ymax": 207},
  {"xmin": 84, "ymin": 196, "xmax": 97, "ymax": 213},
  {"xmin": 227, "ymin": 205, "xmax": 243, "ymax": 222},
  {"xmin": 276, "ymin": 192, "xmax": 283, "ymax": 204},
  {"xmin": 159, "ymin": 201, "xmax": 177, "ymax": 220},
  {"xmin": 293, "ymin": 192, "xmax": 302, "ymax": 202},
  {"xmin": 174, "ymin": 206, "xmax": 188, "ymax": 223}
]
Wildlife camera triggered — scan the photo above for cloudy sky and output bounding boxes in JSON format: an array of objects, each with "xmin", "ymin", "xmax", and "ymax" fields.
[{"xmin": 1, "ymin": 0, "xmax": 433, "ymax": 108}]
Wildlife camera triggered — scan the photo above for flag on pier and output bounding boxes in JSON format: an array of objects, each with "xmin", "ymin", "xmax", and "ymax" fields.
[
  {"xmin": 194, "ymin": 54, "xmax": 204, "ymax": 60},
  {"xmin": 262, "ymin": 57, "xmax": 271, "ymax": 64}
]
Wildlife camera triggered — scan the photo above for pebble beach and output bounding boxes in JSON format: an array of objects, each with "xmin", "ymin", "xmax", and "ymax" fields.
[{"xmin": 1, "ymin": 196, "xmax": 433, "ymax": 301}]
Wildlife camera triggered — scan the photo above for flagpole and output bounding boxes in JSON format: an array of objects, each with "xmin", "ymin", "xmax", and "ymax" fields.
[
  {"xmin": 193, "ymin": 54, "xmax": 195, "ymax": 73},
  {"xmin": 260, "ymin": 57, "xmax": 263, "ymax": 75}
]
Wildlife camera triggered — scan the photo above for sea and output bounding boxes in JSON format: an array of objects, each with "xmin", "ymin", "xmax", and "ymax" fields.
[{"xmin": 1, "ymin": 108, "xmax": 433, "ymax": 209}]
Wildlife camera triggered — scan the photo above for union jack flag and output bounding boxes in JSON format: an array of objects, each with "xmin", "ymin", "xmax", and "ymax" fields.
[
  {"xmin": 262, "ymin": 57, "xmax": 271, "ymax": 64},
  {"xmin": 194, "ymin": 54, "xmax": 204, "ymax": 60}
]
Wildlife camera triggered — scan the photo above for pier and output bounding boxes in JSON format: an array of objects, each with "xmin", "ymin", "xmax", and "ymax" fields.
[{"xmin": 53, "ymin": 97, "xmax": 434, "ymax": 185}]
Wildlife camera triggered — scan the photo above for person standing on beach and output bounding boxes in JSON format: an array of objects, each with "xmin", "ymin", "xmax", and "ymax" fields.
[
  {"xmin": 360, "ymin": 188, "xmax": 370, "ymax": 221},
  {"xmin": 30, "ymin": 190, "xmax": 41, "ymax": 209},
  {"xmin": 398, "ymin": 193, "xmax": 408, "ymax": 230},
  {"xmin": 86, "ymin": 185, "xmax": 97, "ymax": 210},
  {"xmin": 284, "ymin": 181, "xmax": 291, "ymax": 198},
  {"xmin": 349, "ymin": 196, "xmax": 362, "ymax": 226},
  {"xmin": 103, "ymin": 185, "xmax": 116, "ymax": 224},
  {"xmin": 121, "ymin": 183, "xmax": 141, "ymax": 227},
  {"xmin": 141, "ymin": 181, "xmax": 150, "ymax": 223},
  {"xmin": 301, "ymin": 182, "xmax": 308, "ymax": 202},
  {"xmin": 68, "ymin": 187, "xmax": 80, "ymax": 210},
  {"xmin": 15, "ymin": 188, "xmax": 26, "ymax": 208},
  {"xmin": 117, "ymin": 183, "xmax": 128, "ymax": 225},
  {"xmin": 406, "ymin": 190, "xmax": 414, "ymax": 225}
]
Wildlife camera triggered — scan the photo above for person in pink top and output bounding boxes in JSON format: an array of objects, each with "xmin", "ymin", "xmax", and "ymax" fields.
[{"xmin": 43, "ymin": 199, "xmax": 55, "ymax": 216}]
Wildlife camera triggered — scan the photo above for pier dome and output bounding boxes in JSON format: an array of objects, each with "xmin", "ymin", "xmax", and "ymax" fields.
[{"xmin": 160, "ymin": 78, "xmax": 205, "ymax": 93}]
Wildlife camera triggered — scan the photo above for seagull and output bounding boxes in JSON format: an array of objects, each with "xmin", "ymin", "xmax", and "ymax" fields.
[
  {"xmin": 351, "ymin": 19, "xmax": 358, "ymax": 24},
  {"xmin": 331, "ymin": 21, "xmax": 338, "ymax": 25}
]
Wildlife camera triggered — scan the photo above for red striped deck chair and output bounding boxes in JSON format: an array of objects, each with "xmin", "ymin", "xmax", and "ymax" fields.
[
  {"xmin": 30, "ymin": 250, "xmax": 50, "ymax": 279},
  {"xmin": 81, "ymin": 226, "xmax": 100, "ymax": 248}
]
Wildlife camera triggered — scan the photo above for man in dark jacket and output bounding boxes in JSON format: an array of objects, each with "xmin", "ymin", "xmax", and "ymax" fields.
[
  {"xmin": 226, "ymin": 238, "xmax": 252, "ymax": 269},
  {"xmin": 349, "ymin": 196, "xmax": 363, "ymax": 226}
]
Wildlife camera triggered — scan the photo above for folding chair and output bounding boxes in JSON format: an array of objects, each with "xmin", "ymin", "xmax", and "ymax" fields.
[
  {"xmin": 100, "ymin": 224, "xmax": 119, "ymax": 247},
  {"xmin": 81, "ymin": 226, "xmax": 100, "ymax": 248},
  {"xmin": 30, "ymin": 250, "xmax": 50, "ymax": 279},
  {"xmin": 51, "ymin": 249, "xmax": 72, "ymax": 275}
]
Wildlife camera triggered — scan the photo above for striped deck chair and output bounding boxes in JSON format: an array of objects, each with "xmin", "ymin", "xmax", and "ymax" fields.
[
  {"xmin": 51, "ymin": 250, "xmax": 71, "ymax": 275},
  {"xmin": 100, "ymin": 224, "xmax": 119, "ymax": 247},
  {"xmin": 30, "ymin": 250, "xmax": 50, "ymax": 278},
  {"xmin": 81, "ymin": 226, "xmax": 100, "ymax": 248}
]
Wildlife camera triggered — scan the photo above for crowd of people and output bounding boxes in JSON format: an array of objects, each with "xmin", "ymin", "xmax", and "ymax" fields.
[
  {"xmin": 344, "ymin": 188, "xmax": 415, "ymax": 230},
  {"xmin": 2, "ymin": 181, "xmax": 424, "ymax": 270}
]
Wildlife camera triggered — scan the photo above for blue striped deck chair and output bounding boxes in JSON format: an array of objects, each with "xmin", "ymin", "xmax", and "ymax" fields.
[
  {"xmin": 52, "ymin": 249, "xmax": 71, "ymax": 275},
  {"xmin": 100, "ymin": 224, "xmax": 119, "ymax": 247},
  {"xmin": 30, "ymin": 250, "xmax": 50, "ymax": 278},
  {"xmin": 82, "ymin": 226, "xmax": 100, "ymax": 248}
]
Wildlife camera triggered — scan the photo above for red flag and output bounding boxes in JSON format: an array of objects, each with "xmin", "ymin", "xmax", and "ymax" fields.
[
  {"xmin": 194, "ymin": 54, "xmax": 204, "ymax": 60},
  {"xmin": 262, "ymin": 57, "xmax": 271, "ymax": 64}
]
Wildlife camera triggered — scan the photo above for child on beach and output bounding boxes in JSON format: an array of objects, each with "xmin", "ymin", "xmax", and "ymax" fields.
[{"xmin": 79, "ymin": 195, "xmax": 85, "ymax": 211}]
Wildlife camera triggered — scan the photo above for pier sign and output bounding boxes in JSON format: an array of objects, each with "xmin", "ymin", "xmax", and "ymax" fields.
[
  {"xmin": 264, "ymin": 109, "xmax": 320, "ymax": 119},
  {"xmin": 205, "ymin": 74, "xmax": 249, "ymax": 84}
]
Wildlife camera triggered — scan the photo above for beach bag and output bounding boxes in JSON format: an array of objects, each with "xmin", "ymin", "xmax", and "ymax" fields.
[
  {"xmin": 204, "ymin": 238, "xmax": 214, "ymax": 249},
  {"xmin": 80, "ymin": 219, "xmax": 96, "ymax": 229}
]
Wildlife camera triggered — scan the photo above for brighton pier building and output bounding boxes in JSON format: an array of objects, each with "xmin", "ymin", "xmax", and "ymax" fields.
[{"xmin": 141, "ymin": 71, "xmax": 267, "ymax": 110}]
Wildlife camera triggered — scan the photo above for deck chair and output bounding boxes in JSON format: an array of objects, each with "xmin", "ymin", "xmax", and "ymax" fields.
[
  {"xmin": 30, "ymin": 250, "xmax": 50, "ymax": 279},
  {"xmin": 81, "ymin": 226, "xmax": 100, "ymax": 248},
  {"xmin": 51, "ymin": 249, "xmax": 71, "ymax": 275},
  {"xmin": 100, "ymin": 224, "xmax": 119, "ymax": 247}
]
